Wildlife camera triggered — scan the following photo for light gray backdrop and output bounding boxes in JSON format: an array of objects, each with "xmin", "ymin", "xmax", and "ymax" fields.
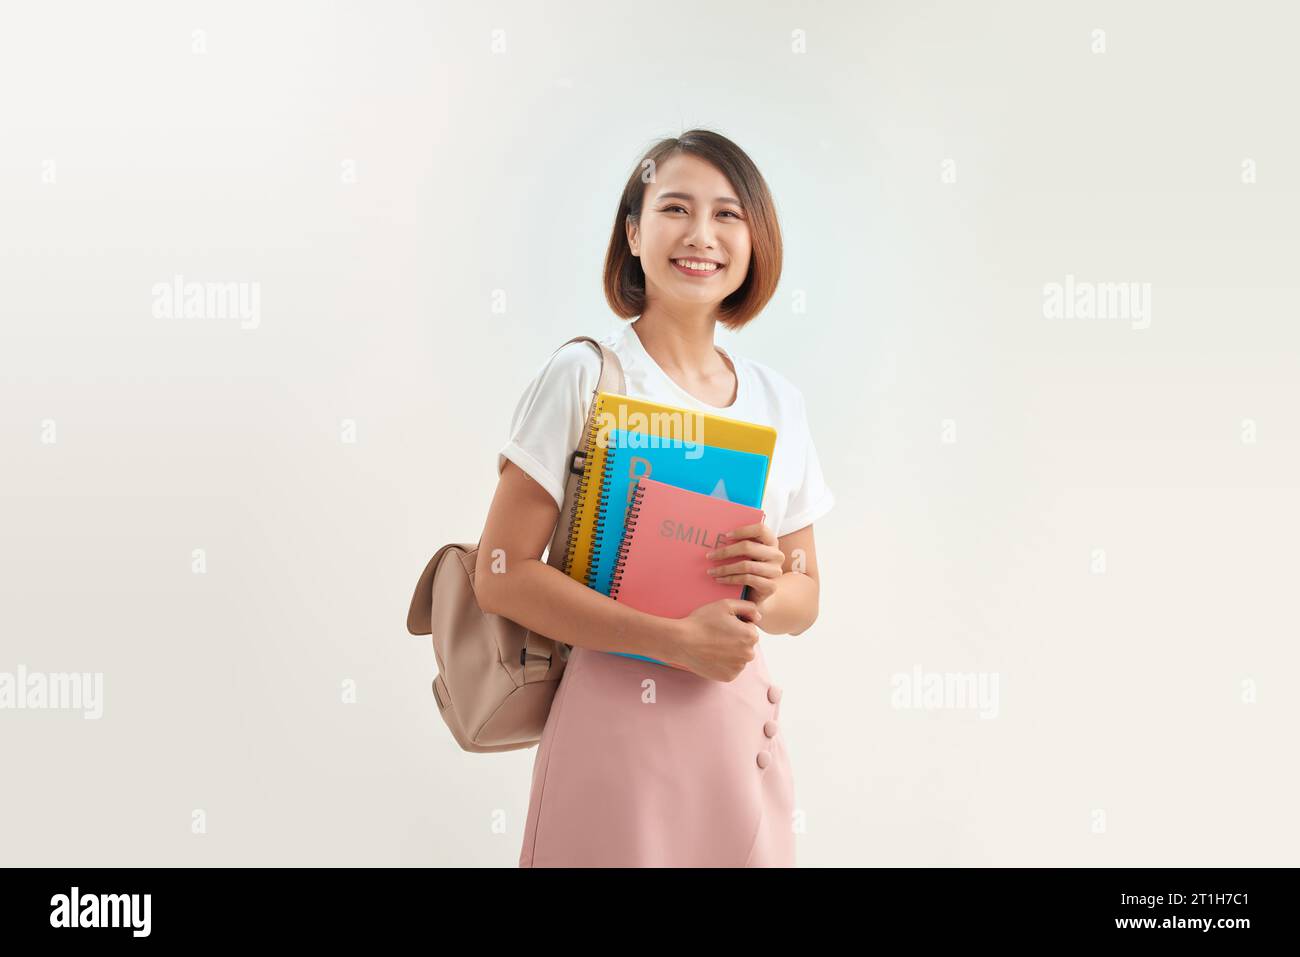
[{"xmin": 2, "ymin": 1, "xmax": 1296, "ymax": 866}]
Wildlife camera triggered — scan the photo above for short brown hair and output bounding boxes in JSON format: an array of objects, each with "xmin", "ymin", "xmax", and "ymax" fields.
[{"xmin": 603, "ymin": 129, "xmax": 783, "ymax": 332}]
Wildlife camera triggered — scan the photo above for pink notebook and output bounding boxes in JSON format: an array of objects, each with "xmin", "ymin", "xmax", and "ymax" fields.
[{"xmin": 607, "ymin": 476, "xmax": 766, "ymax": 667}]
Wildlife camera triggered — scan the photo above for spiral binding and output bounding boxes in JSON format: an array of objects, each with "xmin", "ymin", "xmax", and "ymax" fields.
[
  {"xmin": 584, "ymin": 444, "xmax": 621, "ymax": 588},
  {"xmin": 607, "ymin": 478, "xmax": 648, "ymax": 601},
  {"xmin": 561, "ymin": 394, "xmax": 607, "ymax": 576}
]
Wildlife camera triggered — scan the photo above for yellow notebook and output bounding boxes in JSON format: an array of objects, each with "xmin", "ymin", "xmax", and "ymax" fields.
[{"xmin": 562, "ymin": 393, "xmax": 778, "ymax": 583}]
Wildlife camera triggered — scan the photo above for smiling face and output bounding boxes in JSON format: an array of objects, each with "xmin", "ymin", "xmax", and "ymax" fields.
[{"xmin": 625, "ymin": 152, "xmax": 753, "ymax": 311}]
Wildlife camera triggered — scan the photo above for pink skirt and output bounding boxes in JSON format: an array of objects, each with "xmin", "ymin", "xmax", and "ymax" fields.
[{"xmin": 519, "ymin": 642, "xmax": 795, "ymax": 867}]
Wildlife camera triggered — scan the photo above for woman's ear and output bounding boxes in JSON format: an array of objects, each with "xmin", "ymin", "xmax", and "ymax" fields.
[{"xmin": 625, "ymin": 215, "xmax": 639, "ymax": 256}]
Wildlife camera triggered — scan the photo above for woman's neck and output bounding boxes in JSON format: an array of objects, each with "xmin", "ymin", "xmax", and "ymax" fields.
[
  {"xmin": 632, "ymin": 306, "xmax": 724, "ymax": 375},
  {"xmin": 631, "ymin": 305, "xmax": 739, "ymax": 408}
]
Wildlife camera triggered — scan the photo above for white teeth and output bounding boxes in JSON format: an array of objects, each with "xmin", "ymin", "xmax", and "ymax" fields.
[{"xmin": 673, "ymin": 259, "xmax": 719, "ymax": 272}]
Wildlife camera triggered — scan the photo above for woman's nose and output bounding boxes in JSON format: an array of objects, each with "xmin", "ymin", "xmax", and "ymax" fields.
[{"xmin": 685, "ymin": 215, "xmax": 717, "ymax": 247}]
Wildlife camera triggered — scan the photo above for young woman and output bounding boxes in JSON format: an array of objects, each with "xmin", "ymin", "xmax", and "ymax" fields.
[{"xmin": 474, "ymin": 129, "xmax": 834, "ymax": 867}]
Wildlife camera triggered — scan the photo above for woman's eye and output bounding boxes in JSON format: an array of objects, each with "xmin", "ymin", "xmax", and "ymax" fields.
[{"xmin": 662, "ymin": 204, "xmax": 742, "ymax": 220}]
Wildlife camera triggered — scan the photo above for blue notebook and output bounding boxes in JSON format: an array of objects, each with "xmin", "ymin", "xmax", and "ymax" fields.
[{"xmin": 587, "ymin": 428, "xmax": 770, "ymax": 597}]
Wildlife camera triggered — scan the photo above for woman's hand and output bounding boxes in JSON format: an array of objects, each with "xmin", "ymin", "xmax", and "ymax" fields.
[
  {"xmin": 669, "ymin": 598, "xmax": 762, "ymax": 682},
  {"xmin": 705, "ymin": 522, "xmax": 785, "ymax": 607}
]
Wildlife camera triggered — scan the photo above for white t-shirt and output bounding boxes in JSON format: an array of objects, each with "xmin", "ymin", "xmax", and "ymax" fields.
[{"xmin": 497, "ymin": 318, "xmax": 835, "ymax": 540}]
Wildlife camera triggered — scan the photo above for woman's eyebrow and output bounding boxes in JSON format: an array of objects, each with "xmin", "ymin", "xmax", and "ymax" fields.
[{"xmin": 655, "ymin": 191, "xmax": 742, "ymax": 206}]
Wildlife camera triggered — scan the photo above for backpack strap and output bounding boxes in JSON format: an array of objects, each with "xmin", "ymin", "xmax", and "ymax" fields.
[
  {"xmin": 512, "ymin": 337, "xmax": 625, "ymax": 679},
  {"xmin": 542, "ymin": 336, "xmax": 625, "ymax": 573},
  {"xmin": 557, "ymin": 334, "xmax": 626, "ymax": 397}
]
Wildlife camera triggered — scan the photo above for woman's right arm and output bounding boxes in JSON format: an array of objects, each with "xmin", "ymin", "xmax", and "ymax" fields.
[{"xmin": 474, "ymin": 460, "xmax": 763, "ymax": 680}]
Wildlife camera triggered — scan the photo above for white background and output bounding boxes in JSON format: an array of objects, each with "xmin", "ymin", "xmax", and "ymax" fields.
[{"xmin": 1, "ymin": 1, "xmax": 1296, "ymax": 865}]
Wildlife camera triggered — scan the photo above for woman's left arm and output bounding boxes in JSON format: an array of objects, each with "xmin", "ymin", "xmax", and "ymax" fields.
[{"xmin": 706, "ymin": 523, "xmax": 820, "ymax": 636}]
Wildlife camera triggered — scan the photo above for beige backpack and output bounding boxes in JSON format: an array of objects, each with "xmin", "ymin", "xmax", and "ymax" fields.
[{"xmin": 406, "ymin": 336, "xmax": 626, "ymax": 752}]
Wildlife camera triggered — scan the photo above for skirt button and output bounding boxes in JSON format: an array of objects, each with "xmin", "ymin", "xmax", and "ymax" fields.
[
  {"xmin": 756, "ymin": 750, "xmax": 772, "ymax": 769},
  {"xmin": 763, "ymin": 720, "xmax": 778, "ymax": 738}
]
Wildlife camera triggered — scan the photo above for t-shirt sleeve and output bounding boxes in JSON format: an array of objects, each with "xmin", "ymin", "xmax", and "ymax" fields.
[
  {"xmin": 776, "ymin": 388, "xmax": 835, "ymax": 538},
  {"xmin": 497, "ymin": 343, "xmax": 602, "ymax": 510}
]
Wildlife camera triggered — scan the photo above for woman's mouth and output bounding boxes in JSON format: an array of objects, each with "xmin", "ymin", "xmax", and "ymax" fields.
[{"xmin": 670, "ymin": 258, "xmax": 724, "ymax": 278}]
